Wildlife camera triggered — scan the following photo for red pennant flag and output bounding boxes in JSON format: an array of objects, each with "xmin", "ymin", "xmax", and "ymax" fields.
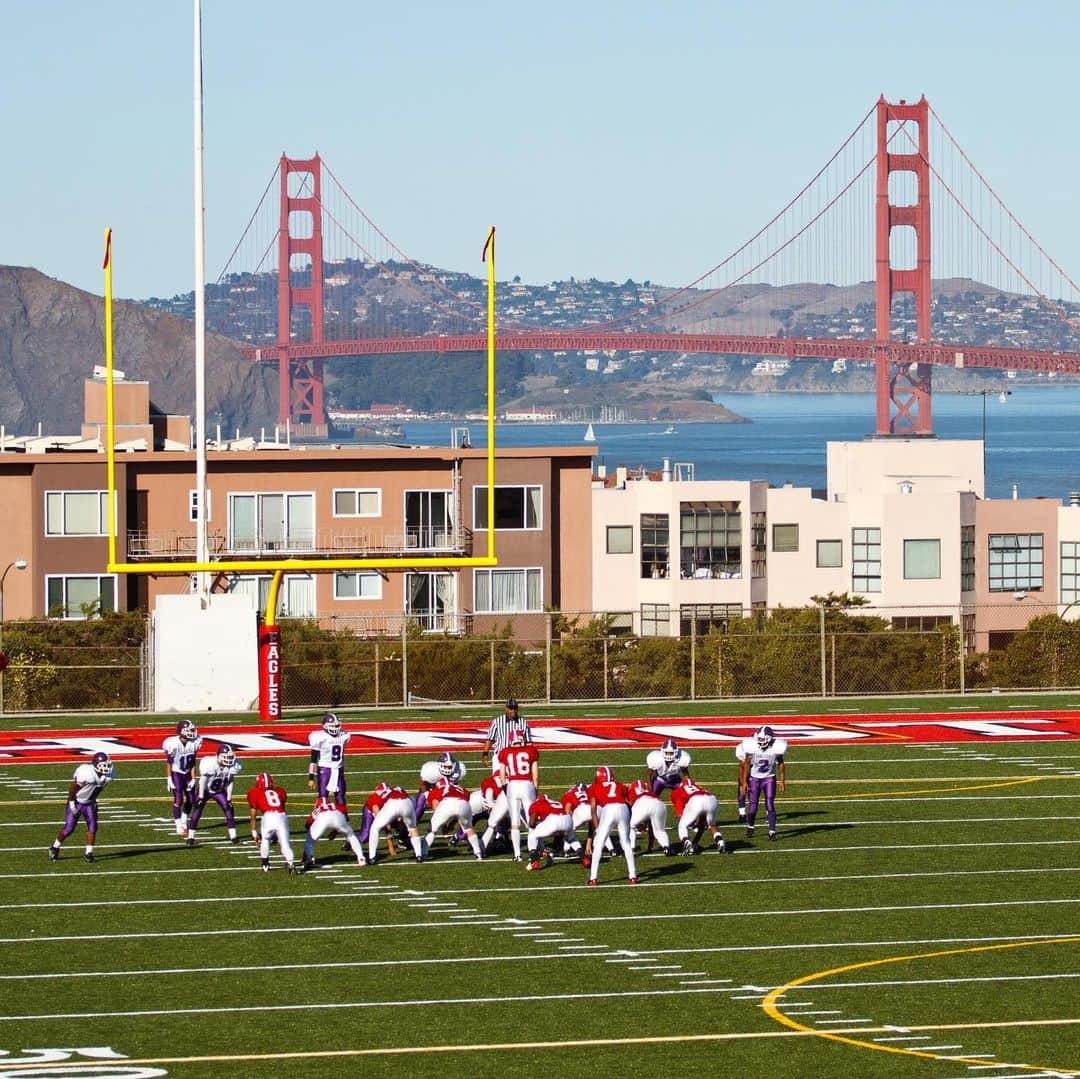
[
  {"xmin": 102, "ymin": 229, "xmax": 112, "ymax": 270},
  {"xmin": 481, "ymin": 227, "xmax": 495, "ymax": 263}
]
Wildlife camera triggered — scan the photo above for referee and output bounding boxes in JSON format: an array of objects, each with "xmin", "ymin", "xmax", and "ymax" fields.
[{"xmin": 481, "ymin": 698, "xmax": 532, "ymax": 771}]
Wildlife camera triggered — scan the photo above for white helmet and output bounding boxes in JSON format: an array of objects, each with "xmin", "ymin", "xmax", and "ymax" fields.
[
  {"xmin": 438, "ymin": 752, "xmax": 457, "ymax": 778},
  {"xmin": 217, "ymin": 745, "xmax": 237, "ymax": 769},
  {"xmin": 661, "ymin": 738, "xmax": 679, "ymax": 763},
  {"xmin": 322, "ymin": 712, "xmax": 342, "ymax": 736},
  {"xmin": 755, "ymin": 726, "xmax": 775, "ymax": 749}
]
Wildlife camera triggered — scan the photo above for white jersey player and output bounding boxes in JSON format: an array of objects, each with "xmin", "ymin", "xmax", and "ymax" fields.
[
  {"xmin": 737, "ymin": 726, "xmax": 788, "ymax": 841},
  {"xmin": 646, "ymin": 738, "xmax": 691, "ymax": 795},
  {"xmin": 302, "ymin": 796, "xmax": 366, "ymax": 869},
  {"xmin": 186, "ymin": 745, "xmax": 243, "ymax": 845},
  {"xmin": 307, "ymin": 712, "xmax": 351, "ymax": 803},
  {"xmin": 49, "ymin": 753, "xmax": 113, "ymax": 863},
  {"xmin": 163, "ymin": 720, "xmax": 203, "ymax": 835}
]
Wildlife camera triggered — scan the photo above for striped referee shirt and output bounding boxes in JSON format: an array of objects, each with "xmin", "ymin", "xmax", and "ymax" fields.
[{"xmin": 486, "ymin": 711, "xmax": 532, "ymax": 754}]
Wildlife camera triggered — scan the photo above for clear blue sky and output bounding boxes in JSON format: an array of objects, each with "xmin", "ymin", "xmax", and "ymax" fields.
[{"xmin": 3, "ymin": 1, "xmax": 1076, "ymax": 299}]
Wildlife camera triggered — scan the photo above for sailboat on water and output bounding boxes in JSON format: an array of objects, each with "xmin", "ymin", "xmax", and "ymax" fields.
[{"xmin": 583, "ymin": 422, "xmax": 596, "ymax": 442}]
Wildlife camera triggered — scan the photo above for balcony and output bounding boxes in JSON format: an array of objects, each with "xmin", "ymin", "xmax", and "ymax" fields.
[{"xmin": 125, "ymin": 527, "xmax": 473, "ymax": 561}]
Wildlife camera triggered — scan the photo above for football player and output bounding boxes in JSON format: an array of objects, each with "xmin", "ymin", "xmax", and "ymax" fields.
[
  {"xmin": 497, "ymin": 730, "xmax": 539, "ymax": 862},
  {"xmin": 186, "ymin": 744, "xmax": 243, "ymax": 846},
  {"xmin": 587, "ymin": 766, "xmax": 637, "ymax": 886},
  {"xmin": 628, "ymin": 777, "xmax": 673, "ymax": 856},
  {"xmin": 560, "ymin": 782, "xmax": 593, "ymax": 858},
  {"xmin": 646, "ymin": 737, "xmax": 691, "ymax": 796},
  {"xmin": 302, "ymin": 796, "xmax": 365, "ymax": 869},
  {"xmin": 416, "ymin": 751, "xmax": 467, "ymax": 818},
  {"xmin": 364, "ymin": 781, "xmax": 424, "ymax": 863},
  {"xmin": 162, "ymin": 720, "xmax": 203, "ymax": 836},
  {"xmin": 477, "ymin": 773, "xmax": 511, "ymax": 853},
  {"xmin": 421, "ymin": 777, "xmax": 484, "ymax": 860},
  {"xmin": 738, "ymin": 725, "xmax": 788, "ymax": 841},
  {"xmin": 246, "ymin": 772, "xmax": 297, "ymax": 873},
  {"xmin": 49, "ymin": 752, "xmax": 113, "ymax": 863},
  {"xmin": 526, "ymin": 793, "xmax": 579, "ymax": 869},
  {"xmin": 307, "ymin": 712, "xmax": 351, "ymax": 807},
  {"xmin": 672, "ymin": 775, "xmax": 726, "ymax": 855}
]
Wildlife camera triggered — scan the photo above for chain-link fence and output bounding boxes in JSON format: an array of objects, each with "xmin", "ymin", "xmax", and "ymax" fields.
[{"xmin": 2, "ymin": 602, "xmax": 1079, "ymax": 713}]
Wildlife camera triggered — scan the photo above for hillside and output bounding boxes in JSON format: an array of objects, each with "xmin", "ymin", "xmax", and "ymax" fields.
[{"xmin": 0, "ymin": 266, "xmax": 277, "ymax": 435}]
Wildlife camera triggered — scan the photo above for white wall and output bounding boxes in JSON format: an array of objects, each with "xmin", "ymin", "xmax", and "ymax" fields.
[{"xmin": 153, "ymin": 594, "xmax": 258, "ymax": 711}]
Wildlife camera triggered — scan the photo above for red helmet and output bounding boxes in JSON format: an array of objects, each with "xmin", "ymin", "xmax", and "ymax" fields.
[
  {"xmin": 595, "ymin": 766, "xmax": 613, "ymax": 784},
  {"xmin": 374, "ymin": 781, "xmax": 391, "ymax": 798},
  {"xmin": 255, "ymin": 772, "xmax": 273, "ymax": 790},
  {"xmin": 509, "ymin": 729, "xmax": 526, "ymax": 747}
]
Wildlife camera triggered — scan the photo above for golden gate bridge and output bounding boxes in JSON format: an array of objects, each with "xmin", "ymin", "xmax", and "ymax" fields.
[{"xmin": 213, "ymin": 97, "xmax": 1080, "ymax": 437}]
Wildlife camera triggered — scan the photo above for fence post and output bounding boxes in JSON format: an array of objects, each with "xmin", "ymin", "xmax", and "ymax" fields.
[
  {"xmin": 490, "ymin": 639, "xmax": 496, "ymax": 704},
  {"xmin": 717, "ymin": 641, "xmax": 723, "ymax": 698},
  {"xmin": 545, "ymin": 613, "xmax": 552, "ymax": 704},
  {"xmin": 942, "ymin": 632, "xmax": 947, "ymax": 693},
  {"xmin": 401, "ymin": 618, "xmax": 408, "ymax": 706},
  {"xmin": 690, "ymin": 626, "xmax": 696, "ymax": 701},
  {"xmin": 830, "ymin": 634, "xmax": 836, "ymax": 696},
  {"xmin": 374, "ymin": 640, "xmax": 380, "ymax": 707},
  {"xmin": 603, "ymin": 637, "xmax": 609, "ymax": 701},
  {"xmin": 958, "ymin": 605, "xmax": 966, "ymax": 695},
  {"xmin": 819, "ymin": 603, "xmax": 827, "ymax": 697}
]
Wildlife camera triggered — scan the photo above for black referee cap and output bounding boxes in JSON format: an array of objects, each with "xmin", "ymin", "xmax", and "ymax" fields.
[{"xmin": 506, "ymin": 698, "xmax": 518, "ymax": 710}]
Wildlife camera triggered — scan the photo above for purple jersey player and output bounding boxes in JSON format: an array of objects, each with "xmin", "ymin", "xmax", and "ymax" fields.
[
  {"xmin": 307, "ymin": 713, "xmax": 351, "ymax": 805},
  {"xmin": 186, "ymin": 744, "xmax": 243, "ymax": 846},
  {"xmin": 162, "ymin": 720, "xmax": 203, "ymax": 836},
  {"xmin": 737, "ymin": 726, "xmax": 788, "ymax": 842},
  {"xmin": 49, "ymin": 753, "xmax": 113, "ymax": 863}
]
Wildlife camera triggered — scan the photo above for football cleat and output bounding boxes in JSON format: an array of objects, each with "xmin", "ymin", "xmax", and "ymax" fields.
[
  {"xmin": 527, "ymin": 860, "xmax": 540, "ymax": 872},
  {"xmin": 83, "ymin": 851, "xmax": 94, "ymax": 864},
  {"xmin": 414, "ymin": 855, "xmax": 423, "ymax": 864},
  {"xmin": 356, "ymin": 856, "xmax": 367, "ymax": 867},
  {"xmin": 715, "ymin": 835, "xmax": 727, "ymax": 854},
  {"xmin": 511, "ymin": 855, "xmax": 522, "ymax": 863},
  {"xmin": 322, "ymin": 712, "xmax": 342, "ymax": 737},
  {"xmin": 738, "ymin": 806, "xmax": 747, "ymax": 819},
  {"xmin": 746, "ymin": 825, "xmax": 754, "ymax": 839},
  {"xmin": 628, "ymin": 877, "xmax": 638, "ymax": 885},
  {"xmin": 287, "ymin": 862, "xmax": 298, "ymax": 874},
  {"xmin": 755, "ymin": 725, "xmax": 775, "ymax": 750},
  {"xmin": 231, "ymin": 836, "xmax": 241, "ymax": 845},
  {"xmin": 91, "ymin": 752, "xmax": 113, "ymax": 778},
  {"xmin": 261, "ymin": 859, "xmax": 270, "ymax": 872},
  {"xmin": 48, "ymin": 846, "xmax": 59, "ymax": 862},
  {"xmin": 681, "ymin": 838, "xmax": 695, "ymax": 856},
  {"xmin": 302, "ymin": 858, "xmax": 316, "ymax": 872},
  {"xmin": 662, "ymin": 845, "xmax": 675, "ymax": 857},
  {"xmin": 588, "ymin": 879, "xmax": 598, "ymax": 887},
  {"xmin": 768, "ymin": 832, "xmax": 778, "ymax": 843},
  {"xmin": 185, "ymin": 837, "xmax": 195, "ymax": 848}
]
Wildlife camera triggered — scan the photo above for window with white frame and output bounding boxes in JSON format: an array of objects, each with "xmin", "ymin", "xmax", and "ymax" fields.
[
  {"xmin": 406, "ymin": 572, "xmax": 456, "ymax": 632},
  {"xmin": 188, "ymin": 489, "xmax": 212, "ymax": 523},
  {"xmin": 46, "ymin": 575, "xmax": 116, "ymax": 619},
  {"xmin": 903, "ymin": 538, "xmax": 941, "ymax": 580},
  {"xmin": 474, "ymin": 568, "xmax": 542, "ymax": 614},
  {"xmin": 228, "ymin": 492, "xmax": 315, "ymax": 552},
  {"xmin": 334, "ymin": 571, "xmax": 383, "ymax": 601},
  {"xmin": 852, "ymin": 527, "xmax": 882, "ymax": 593},
  {"xmin": 333, "ymin": 489, "xmax": 380, "ymax": 517},
  {"xmin": 988, "ymin": 533, "xmax": 1043, "ymax": 592},
  {"xmin": 473, "ymin": 485, "xmax": 542, "ymax": 530},
  {"xmin": 227, "ymin": 574, "xmax": 316, "ymax": 618},
  {"xmin": 1062, "ymin": 542, "xmax": 1080, "ymax": 604},
  {"xmin": 45, "ymin": 491, "xmax": 110, "ymax": 536}
]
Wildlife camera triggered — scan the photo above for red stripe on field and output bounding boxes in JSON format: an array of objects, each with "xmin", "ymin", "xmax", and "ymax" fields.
[{"xmin": 0, "ymin": 711, "xmax": 1078, "ymax": 765}]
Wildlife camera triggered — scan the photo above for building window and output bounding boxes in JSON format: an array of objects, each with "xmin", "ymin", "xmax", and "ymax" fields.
[
  {"xmin": 641, "ymin": 513, "xmax": 669, "ymax": 579},
  {"xmin": 904, "ymin": 538, "xmax": 941, "ymax": 580},
  {"xmin": 680, "ymin": 603, "xmax": 742, "ymax": 637},
  {"xmin": 227, "ymin": 574, "xmax": 315, "ymax": 618},
  {"xmin": 680, "ymin": 501, "xmax": 741, "ymax": 579},
  {"xmin": 334, "ymin": 571, "xmax": 383, "ymax": 601},
  {"xmin": 45, "ymin": 491, "xmax": 110, "ymax": 536},
  {"xmin": 641, "ymin": 603, "xmax": 671, "ymax": 637},
  {"xmin": 751, "ymin": 511, "xmax": 766, "ymax": 578},
  {"xmin": 988, "ymin": 533, "xmax": 1043, "ymax": 592},
  {"xmin": 1062, "ymin": 542, "xmax": 1080, "ymax": 604},
  {"xmin": 817, "ymin": 539, "xmax": 843, "ymax": 568},
  {"xmin": 228, "ymin": 493, "xmax": 314, "ymax": 552},
  {"xmin": 406, "ymin": 572, "xmax": 457, "ymax": 632},
  {"xmin": 474, "ymin": 568, "xmax": 542, "ymax": 613},
  {"xmin": 473, "ymin": 485, "xmax": 542, "ymax": 530},
  {"xmin": 188, "ymin": 489, "xmax": 212, "ymax": 523},
  {"xmin": 772, "ymin": 523, "xmax": 799, "ymax": 553},
  {"xmin": 606, "ymin": 525, "xmax": 633, "ymax": 554},
  {"xmin": 46, "ymin": 575, "xmax": 116, "ymax": 619},
  {"xmin": 333, "ymin": 489, "xmax": 380, "ymax": 517},
  {"xmin": 406, "ymin": 490, "xmax": 455, "ymax": 549},
  {"xmin": 852, "ymin": 527, "xmax": 882, "ymax": 593},
  {"xmin": 961, "ymin": 525, "xmax": 975, "ymax": 592}
]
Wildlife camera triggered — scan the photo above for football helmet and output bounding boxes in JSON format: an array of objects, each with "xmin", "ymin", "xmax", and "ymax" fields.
[
  {"xmin": 595, "ymin": 766, "xmax": 614, "ymax": 784},
  {"xmin": 438, "ymin": 751, "xmax": 457, "ymax": 777},
  {"xmin": 177, "ymin": 720, "xmax": 198, "ymax": 741},
  {"xmin": 217, "ymin": 745, "xmax": 237, "ymax": 769},
  {"xmin": 374, "ymin": 781, "xmax": 391, "ymax": 798},
  {"xmin": 755, "ymin": 726, "xmax": 775, "ymax": 749},
  {"xmin": 661, "ymin": 738, "xmax": 679, "ymax": 763},
  {"xmin": 91, "ymin": 752, "xmax": 112, "ymax": 778},
  {"xmin": 254, "ymin": 772, "xmax": 273, "ymax": 790},
  {"xmin": 322, "ymin": 712, "xmax": 342, "ymax": 737},
  {"xmin": 509, "ymin": 730, "xmax": 526, "ymax": 748}
]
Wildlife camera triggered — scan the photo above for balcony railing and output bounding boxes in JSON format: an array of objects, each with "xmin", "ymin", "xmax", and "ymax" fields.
[{"xmin": 125, "ymin": 527, "xmax": 473, "ymax": 561}]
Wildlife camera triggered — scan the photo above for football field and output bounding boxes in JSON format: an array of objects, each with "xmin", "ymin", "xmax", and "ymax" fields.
[{"xmin": 1, "ymin": 707, "xmax": 1078, "ymax": 1078}]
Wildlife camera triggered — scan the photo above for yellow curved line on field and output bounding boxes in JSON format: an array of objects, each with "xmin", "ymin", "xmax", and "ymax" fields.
[
  {"xmin": 762, "ymin": 936, "xmax": 1080, "ymax": 1075},
  {"xmin": 797, "ymin": 775, "xmax": 1046, "ymax": 801}
]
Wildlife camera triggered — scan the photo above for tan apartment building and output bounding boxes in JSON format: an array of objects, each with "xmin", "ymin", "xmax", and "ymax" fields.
[{"xmin": 0, "ymin": 375, "xmax": 594, "ymax": 638}]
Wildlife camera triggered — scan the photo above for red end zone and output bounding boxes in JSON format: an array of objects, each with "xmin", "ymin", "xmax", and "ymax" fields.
[{"xmin": 1, "ymin": 710, "xmax": 1079, "ymax": 765}]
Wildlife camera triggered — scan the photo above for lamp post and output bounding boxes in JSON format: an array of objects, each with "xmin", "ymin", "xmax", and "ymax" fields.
[
  {"xmin": 965, "ymin": 388, "xmax": 1010, "ymax": 496},
  {"xmin": 0, "ymin": 559, "xmax": 28, "ymax": 715}
]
